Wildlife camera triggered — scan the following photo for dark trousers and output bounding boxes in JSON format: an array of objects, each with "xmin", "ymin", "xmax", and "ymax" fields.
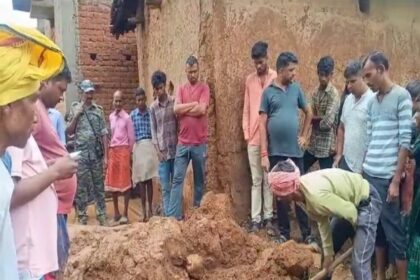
[
  {"xmin": 303, "ymin": 151, "xmax": 334, "ymax": 173},
  {"xmin": 269, "ymin": 155, "xmax": 311, "ymax": 240},
  {"xmin": 338, "ymin": 156, "xmax": 353, "ymax": 172}
]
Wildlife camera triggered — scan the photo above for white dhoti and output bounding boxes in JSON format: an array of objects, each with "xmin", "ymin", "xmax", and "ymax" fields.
[{"xmin": 132, "ymin": 139, "xmax": 159, "ymax": 184}]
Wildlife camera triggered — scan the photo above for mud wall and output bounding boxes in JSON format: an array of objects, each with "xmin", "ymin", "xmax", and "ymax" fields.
[
  {"xmin": 77, "ymin": 0, "xmax": 139, "ymax": 116},
  {"xmin": 137, "ymin": 0, "xmax": 420, "ymax": 220}
]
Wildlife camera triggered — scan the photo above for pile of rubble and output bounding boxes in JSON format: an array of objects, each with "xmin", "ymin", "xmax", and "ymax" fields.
[{"xmin": 65, "ymin": 192, "xmax": 313, "ymax": 280}]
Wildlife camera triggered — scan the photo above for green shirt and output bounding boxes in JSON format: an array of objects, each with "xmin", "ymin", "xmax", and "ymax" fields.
[
  {"xmin": 300, "ymin": 168, "xmax": 370, "ymax": 256},
  {"xmin": 67, "ymin": 102, "xmax": 108, "ymax": 160},
  {"xmin": 259, "ymin": 82, "xmax": 307, "ymax": 158}
]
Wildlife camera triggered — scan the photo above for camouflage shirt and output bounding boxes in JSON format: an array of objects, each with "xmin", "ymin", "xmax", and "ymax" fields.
[{"xmin": 67, "ymin": 101, "xmax": 108, "ymax": 160}]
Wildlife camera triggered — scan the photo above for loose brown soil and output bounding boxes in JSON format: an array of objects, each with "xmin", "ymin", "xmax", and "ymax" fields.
[{"xmin": 65, "ymin": 192, "xmax": 314, "ymax": 280}]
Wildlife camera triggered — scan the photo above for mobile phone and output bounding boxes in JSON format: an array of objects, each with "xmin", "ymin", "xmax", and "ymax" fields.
[{"xmin": 69, "ymin": 151, "xmax": 81, "ymax": 160}]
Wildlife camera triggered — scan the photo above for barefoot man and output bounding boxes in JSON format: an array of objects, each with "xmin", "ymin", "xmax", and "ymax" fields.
[{"xmin": 105, "ymin": 90, "xmax": 135, "ymax": 224}]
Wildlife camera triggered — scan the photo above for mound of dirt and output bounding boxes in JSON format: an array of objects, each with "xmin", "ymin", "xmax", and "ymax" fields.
[{"xmin": 65, "ymin": 192, "xmax": 313, "ymax": 280}]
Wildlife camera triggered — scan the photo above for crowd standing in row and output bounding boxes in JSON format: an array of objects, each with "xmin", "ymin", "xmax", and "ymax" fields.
[
  {"xmin": 243, "ymin": 41, "xmax": 420, "ymax": 280},
  {"xmin": 2, "ymin": 22, "xmax": 420, "ymax": 280},
  {"xmin": 0, "ymin": 23, "xmax": 210, "ymax": 279}
]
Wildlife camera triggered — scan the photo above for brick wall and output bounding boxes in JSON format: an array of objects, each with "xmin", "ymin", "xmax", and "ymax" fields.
[{"xmin": 77, "ymin": 0, "xmax": 138, "ymax": 117}]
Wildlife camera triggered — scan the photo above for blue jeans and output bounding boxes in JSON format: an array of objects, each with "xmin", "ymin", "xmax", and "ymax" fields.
[
  {"xmin": 57, "ymin": 214, "xmax": 69, "ymax": 273},
  {"xmin": 168, "ymin": 144, "xmax": 207, "ymax": 220},
  {"xmin": 159, "ymin": 159, "xmax": 175, "ymax": 216}
]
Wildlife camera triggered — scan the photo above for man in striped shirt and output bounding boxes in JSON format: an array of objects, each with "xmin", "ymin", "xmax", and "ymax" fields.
[{"xmin": 362, "ymin": 51, "xmax": 412, "ymax": 280}]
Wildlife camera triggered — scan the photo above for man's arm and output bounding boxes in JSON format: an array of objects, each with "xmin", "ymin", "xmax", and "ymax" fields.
[
  {"xmin": 260, "ymin": 113, "xmax": 268, "ymax": 156},
  {"xmin": 9, "ymin": 149, "xmax": 78, "ymax": 209},
  {"xmin": 149, "ymin": 107, "xmax": 163, "ymax": 160},
  {"xmin": 300, "ymin": 104, "xmax": 313, "ymax": 139},
  {"xmin": 57, "ymin": 113, "xmax": 67, "ymax": 145},
  {"xmin": 11, "ymin": 169, "xmax": 60, "ymax": 209},
  {"xmin": 66, "ymin": 106, "xmax": 81, "ymax": 135},
  {"xmin": 389, "ymin": 93, "xmax": 413, "ymax": 201},
  {"xmin": 316, "ymin": 191, "xmax": 358, "ymax": 258},
  {"xmin": 185, "ymin": 85, "xmax": 210, "ymax": 117},
  {"xmin": 185, "ymin": 103, "xmax": 207, "ymax": 116},
  {"xmin": 174, "ymin": 102, "xmax": 197, "ymax": 115},
  {"xmin": 127, "ymin": 117, "xmax": 135, "ymax": 151},
  {"xmin": 242, "ymin": 82, "xmax": 250, "ymax": 141},
  {"xmin": 333, "ymin": 122, "xmax": 345, "ymax": 167},
  {"xmin": 99, "ymin": 115, "xmax": 109, "ymax": 164},
  {"xmin": 319, "ymin": 95, "xmax": 340, "ymax": 132}
]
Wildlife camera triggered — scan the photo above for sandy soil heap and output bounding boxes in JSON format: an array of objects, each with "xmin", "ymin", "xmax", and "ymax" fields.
[{"xmin": 65, "ymin": 192, "xmax": 313, "ymax": 280}]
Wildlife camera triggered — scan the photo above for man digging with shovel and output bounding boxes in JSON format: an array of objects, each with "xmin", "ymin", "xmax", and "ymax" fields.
[{"xmin": 268, "ymin": 159, "xmax": 382, "ymax": 280}]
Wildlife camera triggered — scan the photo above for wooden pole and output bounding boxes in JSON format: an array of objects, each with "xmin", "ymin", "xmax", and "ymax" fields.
[{"xmin": 310, "ymin": 247, "xmax": 353, "ymax": 280}]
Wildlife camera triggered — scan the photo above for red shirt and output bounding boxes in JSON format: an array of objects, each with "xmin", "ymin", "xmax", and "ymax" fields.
[
  {"xmin": 32, "ymin": 100, "xmax": 77, "ymax": 214},
  {"xmin": 176, "ymin": 82, "xmax": 210, "ymax": 145}
]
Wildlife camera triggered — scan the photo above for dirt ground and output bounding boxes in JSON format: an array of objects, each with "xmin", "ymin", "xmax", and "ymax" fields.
[
  {"xmin": 64, "ymin": 190, "xmax": 365, "ymax": 280},
  {"xmin": 65, "ymin": 192, "xmax": 320, "ymax": 280}
]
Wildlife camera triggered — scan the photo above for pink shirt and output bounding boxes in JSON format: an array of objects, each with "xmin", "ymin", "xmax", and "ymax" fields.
[
  {"xmin": 32, "ymin": 100, "xmax": 77, "ymax": 214},
  {"xmin": 176, "ymin": 82, "xmax": 210, "ymax": 145},
  {"xmin": 109, "ymin": 109, "xmax": 135, "ymax": 149},
  {"xmin": 7, "ymin": 136, "xmax": 58, "ymax": 278},
  {"xmin": 242, "ymin": 69, "xmax": 277, "ymax": 146}
]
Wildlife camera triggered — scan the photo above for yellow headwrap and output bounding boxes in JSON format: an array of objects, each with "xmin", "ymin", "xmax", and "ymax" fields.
[{"xmin": 0, "ymin": 24, "xmax": 65, "ymax": 106}]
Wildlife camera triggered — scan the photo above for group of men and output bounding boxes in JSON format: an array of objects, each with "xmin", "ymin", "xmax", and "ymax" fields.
[
  {"xmin": 0, "ymin": 22, "xmax": 210, "ymax": 279},
  {"xmin": 243, "ymin": 41, "xmax": 420, "ymax": 279},
  {"xmin": 2, "ymin": 21, "xmax": 420, "ymax": 280},
  {"xmin": 101, "ymin": 55, "xmax": 210, "ymax": 223}
]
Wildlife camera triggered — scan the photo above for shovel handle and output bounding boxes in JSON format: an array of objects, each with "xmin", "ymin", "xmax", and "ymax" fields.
[{"xmin": 310, "ymin": 247, "xmax": 353, "ymax": 280}]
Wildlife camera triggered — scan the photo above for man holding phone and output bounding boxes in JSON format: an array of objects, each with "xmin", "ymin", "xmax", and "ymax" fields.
[{"xmin": 32, "ymin": 64, "xmax": 79, "ymax": 276}]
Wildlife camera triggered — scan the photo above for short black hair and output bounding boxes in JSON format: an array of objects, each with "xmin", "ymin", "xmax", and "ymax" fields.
[
  {"xmin": 186, "ymin": 55, "xmax": 198, "ymax": 66},
  {"xmin": 251, "ymin": 41, "xmax": 268, "ymax": 59},
  {"xmin": 317, "ymin": 56, "xmax": 334, "ymax": 76},
  {"xmin": 362, "ymin": 51, "xmax": 389, "ymax": 71},
  {"xmin": 406, "ymin": 80, "xmax": 420, "ymax": 101},
  {"xmin": 50, "ymin": 63, "xmax": 72, "ymax": 83},
  {"xmin": 344, "ymin": 59, "xmax": 363, "ymax": 79},
  {"xmin": 272, "ymin": 160, "xmax": 295, "ymax": 173},
  {"xmin": 134, "ymin": 87, "xmax": 146, "ymax": 98},
  {"xmin": 151, "ymin": 70, "xmax": 167, "ymax": 89},
  {"xmin": 276, "ymin": 52, "xmax": 298, "ymax": 70}
]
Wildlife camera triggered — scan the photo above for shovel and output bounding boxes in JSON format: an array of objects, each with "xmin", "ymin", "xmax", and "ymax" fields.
[{"xmin": 310, "ymin": 247, "xmax": 353, "ymax": 280}]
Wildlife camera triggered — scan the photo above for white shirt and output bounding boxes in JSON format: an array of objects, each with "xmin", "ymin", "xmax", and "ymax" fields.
[
  {"xmin": 0, "ymin": 160, "xmax": 19, "ymax": 280},
  {"xmin": 341, "ymin": 89, "xmax": 375, "ymax": 173}
]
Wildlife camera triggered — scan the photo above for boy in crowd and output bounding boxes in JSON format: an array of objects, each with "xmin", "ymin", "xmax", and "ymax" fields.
[
  {"xmin": 333, "ymin": 60, "xmax": 374, "ymax": 173},
  {"xmin": 242, "ymin": 41, "xmax": 277, "ymax": 233},
  {"xmin": 131, "ymin": 88, "xmax": 159, "ymax": 221},
  {"xmin": 304, "ymin": 56, "xmax": 339, "ymax": 172},
  {"xmin": 150, "ymin": 71, "xmax": 178, "ymax": 216}
]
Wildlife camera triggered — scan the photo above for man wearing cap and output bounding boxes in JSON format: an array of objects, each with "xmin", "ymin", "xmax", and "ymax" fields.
[
  {"xmin": 268, "ymin": 160, "xmax": 382, "ymax": 280},
  {"xmin": 66, "ymin": 80, "xmax": 109, "ymax": 226},
  {"xmin": 0, "ymin": 24, "xmax": 72, "ymax": 279}
]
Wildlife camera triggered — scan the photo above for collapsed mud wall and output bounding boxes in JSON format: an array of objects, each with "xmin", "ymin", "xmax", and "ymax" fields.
[{"xmin": 137, "ymin": 0, "xmax": 420, "ymax": 220}]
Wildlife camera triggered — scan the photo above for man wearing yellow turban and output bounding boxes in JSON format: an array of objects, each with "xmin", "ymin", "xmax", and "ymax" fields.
[{"xmin": 0, "ymin": 24, "xmax": 66, "ymax": 280}]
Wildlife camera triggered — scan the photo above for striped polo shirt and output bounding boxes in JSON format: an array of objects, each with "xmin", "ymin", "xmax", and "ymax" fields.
[{"xmin": 363, "ymin": 85, "xmax": 412, "ymax": 179}]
